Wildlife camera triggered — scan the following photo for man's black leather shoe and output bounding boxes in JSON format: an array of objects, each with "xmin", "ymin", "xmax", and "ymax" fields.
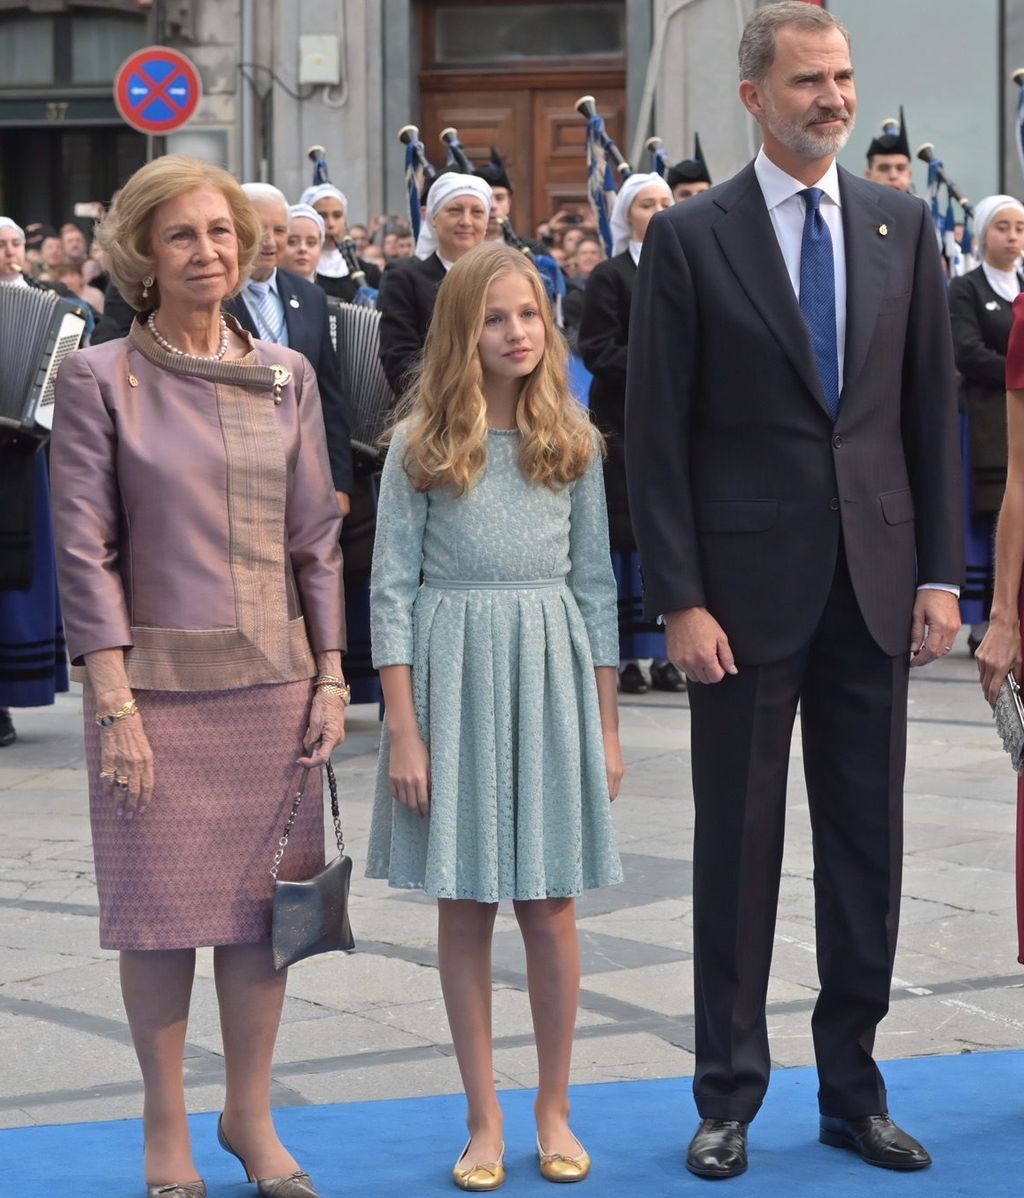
[
  {"xmin": 819, "ymin": 1115, "xmax": 931, "ymax": 1170},
  {"xmin": 618, "ymin": 662, "xmax": 649, "ymax": 694},
  {"xmin": 685, "ymin": 1119, "xmax": 749, "ymax": 1179}
]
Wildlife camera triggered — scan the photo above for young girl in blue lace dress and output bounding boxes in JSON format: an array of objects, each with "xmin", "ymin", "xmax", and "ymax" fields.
[{"xmin": 367, "ymin": 241, "xmax": 623, "ymax": 1190}]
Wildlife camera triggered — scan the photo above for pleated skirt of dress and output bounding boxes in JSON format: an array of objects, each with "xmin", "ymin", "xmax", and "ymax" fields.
[
  {"xmin": 365, "ymin": 581, "xmax": 623, "ymax": 902},
  {"xmin": 84, "ymin": 679, "xmax": 325, "ymax": 951}
]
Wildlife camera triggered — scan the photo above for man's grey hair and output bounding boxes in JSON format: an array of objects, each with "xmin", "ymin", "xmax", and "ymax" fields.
[
  {"xmin": 738, "ymin": 2, "xmax": 850, "ymax": 85},
  {"xmin": 241, "ymin": 182, "xmax": 289, "ymax": 209}
]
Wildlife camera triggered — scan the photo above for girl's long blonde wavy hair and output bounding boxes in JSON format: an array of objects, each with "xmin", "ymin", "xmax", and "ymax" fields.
[{"xmin": 396, "ymin": 242, "xmax": 599, "ymax": 494}]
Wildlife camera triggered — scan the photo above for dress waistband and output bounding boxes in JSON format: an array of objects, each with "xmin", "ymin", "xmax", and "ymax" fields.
[{"xmin": 422, "ymin": 577, "xmax": 566, "ymax": 591}]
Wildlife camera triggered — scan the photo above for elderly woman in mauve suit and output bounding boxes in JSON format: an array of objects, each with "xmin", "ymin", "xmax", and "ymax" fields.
[{"xmin": 50, "ymin": 155, "xmax": 346, "ymax": 1198}]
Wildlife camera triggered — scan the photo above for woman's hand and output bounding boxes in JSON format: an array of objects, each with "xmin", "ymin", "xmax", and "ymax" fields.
[
  {"xmin": 99, "ymin": 713, "xmax": 155, "ymax": 818},
  {"xmin": 298, "ymin": 689, "xmax": 346, "ymax": 767},
  {"xmin": 977, "ymin": 618, "xmax": 1022, "ymax": 706},
  {"xmin": 388, "ymin": 728, "xmax": 431, "ymax": 818},
  {"xmin": 603, "ymin": 727, "xmax": 624, "ymax": 800}
]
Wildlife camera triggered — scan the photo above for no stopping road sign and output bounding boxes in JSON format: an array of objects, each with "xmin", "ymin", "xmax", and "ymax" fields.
[{"xmin": 114, "ymin": 47, "xmax": 202, "ymax": 135}]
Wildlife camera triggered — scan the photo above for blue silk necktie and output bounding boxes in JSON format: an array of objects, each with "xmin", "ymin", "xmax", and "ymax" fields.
[
  {"xmin": 247, "ymin": 279, "xmax": 284, "ymax": 343},
  {"xmin": 798, "ymin": 187, "xmax": 840, "ymax": 421}
]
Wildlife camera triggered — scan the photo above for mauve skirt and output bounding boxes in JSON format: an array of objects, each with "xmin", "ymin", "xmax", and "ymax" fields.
[{"xmin": 84, "ymin": 679, "xmax": 325, "ymax": 951}]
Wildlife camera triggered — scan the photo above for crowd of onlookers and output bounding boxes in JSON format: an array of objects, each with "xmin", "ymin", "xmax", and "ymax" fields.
[{"xmin": 18, "ymin": 196, "xmax": 610, "ymax": 323}]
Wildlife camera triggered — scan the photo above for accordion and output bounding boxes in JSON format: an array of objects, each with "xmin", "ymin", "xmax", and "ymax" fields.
[
  {"xmin": 0, "ymin": 285, "xmax": 87, "ymax": 445},
  {"xmin": 326, "ymin": 298, "xmax": 396, "ymax": 465}
]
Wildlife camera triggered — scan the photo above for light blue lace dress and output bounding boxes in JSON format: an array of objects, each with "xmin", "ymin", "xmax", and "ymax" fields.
[{"xmin": 365, "ymin": 423, "xmax": 623, "ymax": 902}]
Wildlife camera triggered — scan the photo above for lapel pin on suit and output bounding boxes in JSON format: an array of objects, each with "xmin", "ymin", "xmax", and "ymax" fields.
[
  {"xmin": 289, "ymin": 296, "xmax": 300, "ymax": 308},
  {"xmin": 878, "ymin": 224, "xmax": 889, "ymax": 237},
  {"xmin": 986, "ymin": 300, "xmax": 1000, "ymax": 310}
]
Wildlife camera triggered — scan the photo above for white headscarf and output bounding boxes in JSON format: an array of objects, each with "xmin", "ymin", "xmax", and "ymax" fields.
[
  {"xmin": 298, "ymin": 185, "xmax": 350, "ymax": 277},
  {"xmin": 973, "ymin": 194, "xmax": 1024, "ymax": 254},
  {"xmin": 610, "ymin": 173, "xmax": 673, "ymax": 257},
  {"xmin": 415, "ymin": 173, "xmax": 492, "ymax": 260},
  {"xmin": 0, "ymin": 217, "xmax": 27, "ymax": 284},
  {"xmin": 288, "ymin": 203, "xmax": 326, "ymax": 243},
  {"xmin": 299, "ymin": 183, "xmax": 348, "ymax": 213}
]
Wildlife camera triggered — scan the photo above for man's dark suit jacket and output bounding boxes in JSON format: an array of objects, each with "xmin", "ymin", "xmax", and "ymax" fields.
[
  {"xmin": 625, "ymin": 161, "xmax": 963, "ymax": 664},
  {"xmin": 93, "ymin": 275, "xmax": 354, "ymax": 496},
  {"xmin": 578, "ymin": 250, "xmax": 637, "ymax": 552},
  {"xmin": 376, "ymin": 252, "xmax": 447, "ymax": 394},
  {"xmin": 224, "ymin": 269, "xmax": 353, "ymax": 494}
]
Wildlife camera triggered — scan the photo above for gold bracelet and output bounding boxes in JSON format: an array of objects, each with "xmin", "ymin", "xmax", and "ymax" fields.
[
  {"xmin": 95, "ymin": 698, "xmax": 139, "ymax": 728},
  {"xmin": 315, "ymin": 680, "xmax": 351, "ymax": 705},
  {"xmin": 315, "ymin": 674, "xmax": 346, "ymax": 686}
]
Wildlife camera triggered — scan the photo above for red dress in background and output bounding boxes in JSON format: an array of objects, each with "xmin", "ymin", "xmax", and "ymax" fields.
[{"xmin": 1004, "ymin": 293, "xmax": 1024, "ymax": 963}]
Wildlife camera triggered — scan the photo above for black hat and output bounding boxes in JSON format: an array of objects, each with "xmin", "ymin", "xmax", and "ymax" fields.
[
  {"xmin": 474, "ymin": 146, "xmax": 513, "ymax": 193},
  {"xmin": 866, "ymin": 107, "xmax": 910, "ymax": 160},
  {"xmin": 667, "ymin": 133, "xmax": 711, "ymax": 189}
]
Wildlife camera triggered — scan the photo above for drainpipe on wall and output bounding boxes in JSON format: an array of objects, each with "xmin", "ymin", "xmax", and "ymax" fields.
[{"xmin": 240, "ymin": 0, "xmax": 256, "ymax": 181}]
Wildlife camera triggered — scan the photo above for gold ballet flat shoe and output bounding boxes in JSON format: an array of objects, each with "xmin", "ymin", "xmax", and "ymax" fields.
[
  {"xmin": 146, "ymin": 1183, "xmax": 207, "ymax": 1198},
  {"xmin": 452, "ymin": 1138, "xmax": 506, "ymax": 1191},
  {"xmin": 537, "ymin": 1134, "xmax": 591, "ymax": 1183},
  {"xmin": 217, "ymin": 1115, "xmax": 320, "ymax": 1197}
]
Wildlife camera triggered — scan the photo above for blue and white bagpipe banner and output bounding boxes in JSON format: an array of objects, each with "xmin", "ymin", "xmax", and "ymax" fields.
[
  {"xmin": 534, "ymin": 253, "xmax": 567, "ymax": 328},
  {"xmin": 404, "ymin": 138, "xmax": 424, "ymax": 241},
  {"xmin": 646, "ymin": 136, "xmax": 670, "ymax": 179},
  {"xmin": 959, "ymin": 211, "xmax": 978, "ymax": 275},
  {"xmin": 583, "ymin": 111, "xmax": 620, "ymax": 257},
  {"xmin": 926, "ymin": 155, "xmax": 945, "ymax": 254}
]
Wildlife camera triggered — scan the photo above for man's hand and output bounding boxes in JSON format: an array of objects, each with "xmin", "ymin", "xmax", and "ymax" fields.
[
  {"xmin": 336, "ymin": 491, "xmax": 351, "ymax": 518},
  {"xmin": 665, "ymin": 606, "xmax": 738, "ymax": 684},
  {"xmin": 909, "ymin": 589, "xmax": 961, "ymax": 667}
]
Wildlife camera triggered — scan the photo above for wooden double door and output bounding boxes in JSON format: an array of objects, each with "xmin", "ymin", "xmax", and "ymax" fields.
[{"xmin": 420, "ymin": 77, "xmax": 626, "ymax": 240}]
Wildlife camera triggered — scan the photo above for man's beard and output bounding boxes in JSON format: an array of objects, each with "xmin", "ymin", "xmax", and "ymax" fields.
[{"xmin": 764, "ymin": 92, "xmax": 854, "ymax": 159}]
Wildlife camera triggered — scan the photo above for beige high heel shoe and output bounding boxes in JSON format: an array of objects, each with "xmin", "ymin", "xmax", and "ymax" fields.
[
  {"xmin": 146, "ymin": 1183, "xmax": 207, "ymax": 1197},
  {"xmin": 452, "ymin": 1138, "xmax": 506, "ymax": 1191},
  {"xmin": 217, "ymin": 1115, "xmax": 320, "ymax": 1197},
  {"xmin": 537, "ymin": 1133, "xmax": 591, "ymax": 1182}
]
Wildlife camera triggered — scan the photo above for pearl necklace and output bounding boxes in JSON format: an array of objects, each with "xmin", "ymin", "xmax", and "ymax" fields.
[{"xmin": 147, "ymin": 311, "xmax": 230, "ymax": 360}]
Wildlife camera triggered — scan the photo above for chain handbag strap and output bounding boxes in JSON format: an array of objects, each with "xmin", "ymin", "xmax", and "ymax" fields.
[{"xmin": 270, "ymin": 761, "xmax": 343, "ymax": 880}]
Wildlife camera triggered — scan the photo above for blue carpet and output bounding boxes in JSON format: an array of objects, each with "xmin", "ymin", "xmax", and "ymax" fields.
[{"xmin": 4, "ymin": 1051, "xmax": 1021, "ymax": 1196}]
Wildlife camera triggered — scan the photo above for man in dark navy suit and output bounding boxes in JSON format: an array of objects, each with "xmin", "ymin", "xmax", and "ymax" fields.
[
  {"xmin": 626, "ymin": 3, "xmax": 962, "ymax": 1180},
  {"xmin": 230, "ymin": 183, "xmax": 353, "ymax": 508}
]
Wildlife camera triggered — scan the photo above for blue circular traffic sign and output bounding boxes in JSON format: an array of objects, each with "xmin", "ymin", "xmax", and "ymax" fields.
[{"xmin": 114, "ymin": 47, "xmax": 202, "ymax": 134}]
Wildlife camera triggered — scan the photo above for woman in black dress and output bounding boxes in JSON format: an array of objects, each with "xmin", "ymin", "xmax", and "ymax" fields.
[
  {"xmin": 299, "ymin": 182, "xmax": 382, "ymax": 303},
  {"xmin": 949, "ymin": 194, "xmax": 1024, "ymax": 651},
  {"xmin": 578, "ymin": 173, "xmax": 681, "ymax": 693}
]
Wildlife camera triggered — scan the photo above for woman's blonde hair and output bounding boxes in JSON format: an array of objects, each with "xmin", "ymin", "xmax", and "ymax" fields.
[
  {"xmin": 398, "ymin": 242, "xmax": 598, "ymax": 494},
  {"xmin": 95, "ymin": 155, "xmax": 261, "ymax": 311}
]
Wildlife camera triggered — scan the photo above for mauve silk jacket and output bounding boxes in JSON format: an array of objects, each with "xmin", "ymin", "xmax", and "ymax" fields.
[{"xmin": 50, "ymin": 317, "xmax": 345, "ymax": 692}]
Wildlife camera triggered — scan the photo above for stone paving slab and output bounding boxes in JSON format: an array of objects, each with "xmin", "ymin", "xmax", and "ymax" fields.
[{"xmin": 0, "ymin": 636, "xmax": 1021, "ymax": 1129}]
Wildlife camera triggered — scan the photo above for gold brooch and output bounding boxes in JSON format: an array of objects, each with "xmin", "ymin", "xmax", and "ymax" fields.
[
  {"xmin": 270, "ymin": 364, "xmax": 292, "ymax": 405},
  {"xmin": 128, "ymin": 373, "xmax": 138, "ymax": 387},
  {"xmin": 878, "ymin": 224, "xmax": 889, "ymax": 237}
]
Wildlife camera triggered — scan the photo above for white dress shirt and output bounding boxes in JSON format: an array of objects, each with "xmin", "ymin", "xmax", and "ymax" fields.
[
  {"xmin": 754, "ymin": 147, "xmax": 956, "ymax": 599},
  {"xmin": 754, "ymin": 147, "xmax": 847, "ymax": 386}
]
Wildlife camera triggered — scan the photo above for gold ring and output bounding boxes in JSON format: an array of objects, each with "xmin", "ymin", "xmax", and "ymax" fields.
[
  {"xmin": 99, "ymin": 769, "xmax": 115, "ymax": 780},
  {"xmin": 115, "ymin": 775, "xmax": 129, "ymax": 787}
]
